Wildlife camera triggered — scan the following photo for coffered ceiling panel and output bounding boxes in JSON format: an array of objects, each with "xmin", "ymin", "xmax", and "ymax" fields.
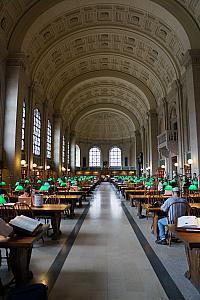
[{"xmin": 75, "ymin": 111, "xmax": 135, "ymax": 140}]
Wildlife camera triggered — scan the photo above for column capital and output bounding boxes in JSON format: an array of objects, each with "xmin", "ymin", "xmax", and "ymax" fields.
[
  {"xmin": 7, "ymin": 52, "xmax": 26, "ymax": 69},
  {"xmin": 183, "ymin": 49, "xmax": 200, "ymax": 69}
]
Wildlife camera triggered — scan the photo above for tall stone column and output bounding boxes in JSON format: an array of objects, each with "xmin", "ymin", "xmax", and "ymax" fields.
[
  {"xmin": 140, "ymin": 125, "xmax": 147, "ymax": 171},
  {"xmin": 135, "ymin": 129, "xmax": 142, "ymax": 176},
  {"xmin": 184, "ymin": 50, "xmax": 200, "ymax": 174},
  {"xmin": 173, "ymin": 80, "xmax": 185, "ymax": 173},
  {"xmin": 148, "ymin": 110, "xmax": 159, "ymax": 175},
  {"xmin": 4, "ymin": 53, "xmax": 26, "ymax": 180},
  {"xmin": 70, "ymin": 131, "xmax": 76, "ymax": 174},
  {"xmin": 129, "ymin": 138, "xmax": 136, "ymax": 168},
  {"xmin": 26, "ymin": 83, "xmax": 34, "ymax": 177},
  {"xmin": 53, "ymin": 113, "xmax": 62, "ymax": 176}
]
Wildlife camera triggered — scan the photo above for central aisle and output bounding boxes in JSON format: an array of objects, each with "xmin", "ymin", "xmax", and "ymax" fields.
[{"xmin": 49, "ymin": 183, "xmax": 168, "ymax": 300}]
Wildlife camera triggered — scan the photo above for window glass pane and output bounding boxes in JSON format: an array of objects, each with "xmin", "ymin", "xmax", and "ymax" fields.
[
  {"xmin": 46, "ymin": 120, "xmax": 52, "ymax": 159},
  {"xmin": 33, "ymin": 108, "xmax": 41, "ymax": 156},
  {"xmin": 62, "ymin": 136, "xmax": 65, "ymax": 163},
  {"xmin": 76, "ymin": 145, "xmax": 80, "ymax": 167},
  {"xmin": 21, "ymin": 101, "xmax": 26, "ymax": 151},
  {"xmin": 89, "ymin": 147, "xmax": 101, "ymax": 167},
  {"xmin": 109, "ymin": 147, "xmax": 121, "ymax": 167}
]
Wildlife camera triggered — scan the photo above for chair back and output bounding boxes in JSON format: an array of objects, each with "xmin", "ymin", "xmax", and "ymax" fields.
[
  {"xmin": 0, "ymin": 206, "xmax": 16, "ymax": 223},
  {"xmin": 45, "ymin": 196, "xmax": 60, "ymax": 205},
  {"xmin": 14, "ymin": 202, "xmax": 34, "ymax": 218},
  {"xmin": 167, "ymin": 201, "xmax": 190, "ymax": 225}
]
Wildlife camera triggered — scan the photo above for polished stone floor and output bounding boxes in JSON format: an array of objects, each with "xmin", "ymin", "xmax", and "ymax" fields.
[
  {"xmin": 1, "ymin": 182, "xmax": 199, "ymax": 299},
  {"xmin": 47, "ymin": 183, "xmax": 199, "ymax": 300}
]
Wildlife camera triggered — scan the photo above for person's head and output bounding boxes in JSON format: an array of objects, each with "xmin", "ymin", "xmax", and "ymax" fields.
[
  {"xmin": 24, "ymin": 187, "xmax": 31, "ymax": 196},
  {"xmin": 172, "ymin": 187, "xmax": 180, "ymax": 197}
]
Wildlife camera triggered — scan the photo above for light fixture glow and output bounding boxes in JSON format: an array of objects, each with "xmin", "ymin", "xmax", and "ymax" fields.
[
  {"xmin": 21, "ymin": 159, "xmax": 26, "ymax": 166},
  {"xmin": 33, "ymin": 163, "xmax": 37, "ymax": 168},
  {"xmin": 188, "ymin": 159, "xmax": 193, "ymax": 165}
]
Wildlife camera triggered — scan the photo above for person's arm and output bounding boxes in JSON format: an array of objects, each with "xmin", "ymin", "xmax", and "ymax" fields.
[{"xmin": 161, "ymin": 198, "xmax": 170, "ymax": 212}]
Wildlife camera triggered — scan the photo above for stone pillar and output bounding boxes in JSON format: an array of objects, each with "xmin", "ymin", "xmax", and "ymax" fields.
[
  {"xmin": 184, "ymin": 50, "xmax": 200, "ymax": 174},
  {"xmin": 53, "ymin": 113, "xmax": 62, "ymax": 176},
  {"xmin": 140, "ymin": 126, "xmax": 146, "ymax": 171},
  {"xmin": 41, "ymin": 100, "xmax": 48, "ymax": 173},
  {"xmin": 70, "ymin": 131, "xmax": 76, "ymax": 174},
  {"xmin": 129, "ymin": 138, "xmax": 136, "ymax": 168},
  {"xmin": 148, "ymin": 110, "xmax": 159, "ymax": 175},
  {"xmin": 135, "ymin": 130, "xmax": 142, "ymax": 176},
  {"xmin": 162, "ymin": 98, "xmax": 168, "ymax": 130},
  {"xmin": 174, "ymin": 80, "xmax": 185, "ymax": 174},
  {"xmin": 4, "ymin": 53, "xmax": 26, "ymax": 180},
  {"xmin": 26, "ymin": 83, "xmax": 34, "ymax": 177}
]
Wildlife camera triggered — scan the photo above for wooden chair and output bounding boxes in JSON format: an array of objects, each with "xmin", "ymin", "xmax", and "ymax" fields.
[
  {"xmin": 0, "ymin": 205, "xmax": 16, "ymax": 223},
  {"xmin": 0, "ymin": 206, "xmax": 16, "ymax": 270},
  {"xmin": 167, "ymin": 201, "xmax": 191, "ymax": 246},
  {"xmin": 13, "ymin": 203, "xmax": 44, "ymax": 244},
  {"xmin": 14, "ymin": 202, "xmax": 34, "ymax": 218}
]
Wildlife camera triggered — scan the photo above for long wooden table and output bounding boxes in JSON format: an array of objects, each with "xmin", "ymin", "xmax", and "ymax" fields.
[
  {"xmin": 4, "ymin": 203, "xmax": 69, "ymax": 240},
  {"xmin": 129, "ymin": 195, "xmax": 168, "ymax": 218},
  {"xmin": 170, "ymin": 225, "xmax": 200, "ymax": 291},
  {"xmin": 0, "ymin": 225, "xmax": 48, "ymax": 286},
  {"xmin": 43, "ymin": 195, "xmax": 82, "ymax": 218}
]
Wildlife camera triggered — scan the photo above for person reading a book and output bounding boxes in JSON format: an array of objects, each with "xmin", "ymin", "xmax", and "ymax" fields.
[{"xmin": 155, "ymin": 187, "xmax": 188, "ymax": 245}]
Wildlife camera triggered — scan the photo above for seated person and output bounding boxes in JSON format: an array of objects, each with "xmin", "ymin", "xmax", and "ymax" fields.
[
  {"xmin": 0, "ymin": 187, "xmax": 8, "ymax": 196},
  {"xmin": 156, "ymin": 187, "xmax": 187, "ymax": 245},
  {"xmin": 21, "ymin": 187, "xmax": 31, "ymax": 197}
]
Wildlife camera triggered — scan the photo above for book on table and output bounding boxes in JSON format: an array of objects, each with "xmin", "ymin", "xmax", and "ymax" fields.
[
  {"xmin": 177, "ymin": 216, "xmax": 200, "ymax": 231},
  {"xmin": 9, "ymin": 215, "xmax": 42, "ymax": 236}
]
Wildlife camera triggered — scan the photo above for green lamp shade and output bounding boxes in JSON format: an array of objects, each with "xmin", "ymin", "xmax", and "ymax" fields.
[
  {"xmin": 162, "ymin": 182, "xmax": 168, "ymax": 186},
  {"xmin": 170, "ymin": 179, "xmax": 176, "ymax": 183},
  {"xmin": 136, "ymin": 180, "xmax": 141, "ymax": 183},
  {"xmin": 15, "ymin": 181, "xmax": 20, "ymax": 186},
  {"xmin": 44, "ymin": 182, "xmax": 50, "ymax": 186},
  {"xmin": 15, "ymin": 185, "xmax": 24, "ymax": 191},
  {"xmin": 39, "ymin": 185, "xmax": 49, "ymax": 191},
  {"xmin": 165, "ymin": 185, "xmax": 173, "ymax": 191},
  {"xmin": 48, "ymin": 177, "xmax": 53, "ymax": 182},
  {"xmin": 37, "ymin": 179, "xmax": 42, "ymax": 184},
  {"xmin": 60, "ymin": 182, "xmax": 66, "ymax": 187},
  {"xmin": 193, "ymin": 180, "xmax": 198, "ymax": 185},
  {"xmin": 0, "ymin": 195, "xmax": 6, "ymax": 204},
  {"xmin": 25, "ymin": 179, "xmax": 30, "ymax": 183},
  {"xmin": 145, "ymin": 182, "xmax": 151, "ymax": 187},
  {"xmin": 0, "ymin": 181, "xmax": 6, "ymax": 186},
  {"xmin": 189, "ymin": 184, "xmax": 198, "ymax": 191}
]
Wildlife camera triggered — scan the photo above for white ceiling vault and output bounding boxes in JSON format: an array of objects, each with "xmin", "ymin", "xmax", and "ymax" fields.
[{"xmin": 0, "ymin": 0, "xmax": 198, "ymax": 140}]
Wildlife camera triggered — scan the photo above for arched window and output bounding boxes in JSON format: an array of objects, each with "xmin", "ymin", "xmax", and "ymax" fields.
[
  {"xmin": 33, "ymin": 108, "xmax": 41, "ymax": 156},
  {"xmin": 46, "ymin": 120, "xmax": 52, "ymax": 159},
  {"xmin": 89, "ymin": 147, "xmax": 101, "ymax": 167},
  {"xmin": 109, "ymin": 146, "xmax": 121, "ymax": 167},
  {"xmin": 76, "ymin": 144, "xmax": 80, "ymax": 167},
  {"xmin": 67, "ymin": 141, "xmax": 70, "ymax": 164},
  {"xmin": 21, "ymin": 100, "xmax": 26, "ymax": 151},
  {"xmin": 62, "ymin": 136, "xmax": 65, "ymax": 163}
]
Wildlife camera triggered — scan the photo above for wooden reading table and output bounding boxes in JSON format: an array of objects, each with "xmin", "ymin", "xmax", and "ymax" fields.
[
  {"xmin": 0, "ymin": 224, "xmax": 48, "ymax": 286},
  {"xmin": 170, "ymin": 225, "xmax": 200, "ymax": 291}
]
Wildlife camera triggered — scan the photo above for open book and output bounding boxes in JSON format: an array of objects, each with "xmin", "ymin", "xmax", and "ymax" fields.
[
  {"xmin": 9, "ymin": 215, "xmax": 42, "ymax": 236},
  {"xmin": 177, "ymin": 216, "xmax": 200, "ymax": 230}
]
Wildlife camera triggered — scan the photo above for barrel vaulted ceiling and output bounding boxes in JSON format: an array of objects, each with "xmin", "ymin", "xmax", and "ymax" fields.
[{"xmin": 0, "ymin": 0, "xmax": 198, "ymax": 140}]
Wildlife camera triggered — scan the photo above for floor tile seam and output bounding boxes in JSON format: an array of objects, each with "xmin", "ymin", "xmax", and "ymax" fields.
[
  {"xmin": 121, "ymin": 201, "xmax": 186, "ymax": 300},
  {"xmin": 40, "ymin": 200, "xmax": 91, "ymax": 295}
]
